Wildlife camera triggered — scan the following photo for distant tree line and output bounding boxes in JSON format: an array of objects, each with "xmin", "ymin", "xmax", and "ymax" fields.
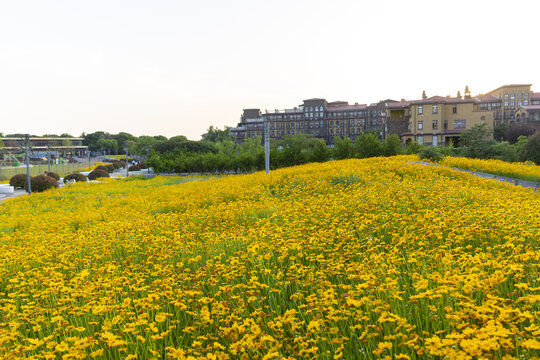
[{"xmin": 3, "ymin": 122, "xmax": 538, "ymax": 175}]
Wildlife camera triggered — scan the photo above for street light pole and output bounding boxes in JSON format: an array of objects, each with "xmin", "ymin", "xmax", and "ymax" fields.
[
  {"xmin": 264, "ymin": 119, "xmax": 270, "ymax": 174},
  {"xmin": 88, "ymin": 150, "xmax": 91, "ymax": 171},
  {"xmin": 24, "ymin": 134, "xmax": 32, "ymax": 194},
  {"xmin": 125, "ymin": 145, "xmax": 129, "ymax": 177},
  {"xmin": 47, "ymin": 144, "xmax": 51, "ymax": 173}
]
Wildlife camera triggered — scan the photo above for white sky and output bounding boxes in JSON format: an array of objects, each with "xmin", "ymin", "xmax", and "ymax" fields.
[{"xmin": 1, "ymin": 0, "xmax": 539, "ymax": 140}]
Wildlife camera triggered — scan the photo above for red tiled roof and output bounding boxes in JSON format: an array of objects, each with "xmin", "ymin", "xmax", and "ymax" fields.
[
  {"xmin": 387, "ymin": 101, "xmax": 412, "ymax": 109},
  {"xmin": 531, "ymin": 92, "xmax": 540, "ymax": 100},
  {"xmin": 474, "ymin": 95, "xmax": 500, "ymax": 102},
  {"xmin": 327, "ymin": 104, "xmax": 367, "ymax": 111},
  {"xmin": 412, "ymin": 96, "xmax": 474, "ymax": 105},
  {"xmin": 303, "ymin": 98, "xmax": 326, "ymax": 102}
]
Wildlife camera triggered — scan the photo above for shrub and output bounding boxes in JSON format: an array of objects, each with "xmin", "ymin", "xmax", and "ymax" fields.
[
  {"xmin": 405, "ymin": 141, "xmax": 423, "ymax": 154},
  {"xmin": 354, "ymin": 132, "xmax": 383, "ymax": 158},
  {"xmin": 9, "ymin": 174, "xmax": 28, "ymax": 189},
  {"xmin": 382, "ymin": 135, "xmax": 403, "ymax": 156},
  {"xmin": 44, "ymin": 171, "xmax": 60, "ymax": 180},
  {"xmin": 128, "ymin": 165, "xmax": 141, "ymax": 171},
  {"xmin": 25, "ymin": 175, "xmax": 58, "ymax": 192},
  {"xmin": 138, "ymin": 161, "xmax": 148, "ymax": 169},
  {"xmin": 106, "ymin": 164, "xmax": 115, "ymax": 173},
  {"xmin": 88, "ymin": 169, "xmax": 110, "ymax": 180},
  {"xmin": 419, "ymin": 146, "xmax": 444, "ymax": 162},
  {"xmin": 505, "ymin": 124, "xmax": 535, "ymax": 144},
  {"xmin": 63, "ymin": 173, "xmax": 87, "ymax": 184},
  {"xmin": 95, "ymin": 165, "xmax": 109, "ymax": 173},
  {"xmin": 523, "ymin": 132, "xmax": 540, "ymax": 164},
  {"xmin": 111, "ymin": 161, "xmax": 122, "ymax": 170}
]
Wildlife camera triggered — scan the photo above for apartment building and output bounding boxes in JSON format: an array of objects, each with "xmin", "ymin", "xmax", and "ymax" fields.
[
  {"xmin": 232, "ymin": 98, "xmax": 393, "ymax": 145},
  {"xmin": 0, "ymin": 137, "xmax": 88, "ymax": 158},
  {"xmin": 231, "ymin": 84, "xmax": 539, "ymax": 145}
]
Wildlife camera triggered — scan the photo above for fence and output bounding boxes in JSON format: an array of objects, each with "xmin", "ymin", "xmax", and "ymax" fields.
[{"xmin": 0, "ymin": 162, "xmax": 93, "ymax": 182}]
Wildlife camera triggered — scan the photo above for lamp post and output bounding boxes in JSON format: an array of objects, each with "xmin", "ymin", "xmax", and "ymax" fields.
[
  {"xmin": 125, "ymin": 145, "xmax": 129, "ymax": 177},
  {"xmin": 24, "ymin": 134, "xmax": 32, "ymax": 194},
  {"xmin": 264, "ymin": 119, "xmax": 270, "ymax": 174},
  {"xmin": 47, "ymin": 144, "xmax": 51, "ymax": 173}
]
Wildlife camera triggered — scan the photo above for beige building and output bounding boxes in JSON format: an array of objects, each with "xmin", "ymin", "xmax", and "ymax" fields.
[
  {"xmin": 485, "ymin": 84, "xmax": 533, "ymax": 124},
  {"xmin": 231, "ymin": 84, "xmax": 539, "ymax": 146},
  {"xmin": 401, "ymin": 91, "xmax": 498, "ymax": 146}
]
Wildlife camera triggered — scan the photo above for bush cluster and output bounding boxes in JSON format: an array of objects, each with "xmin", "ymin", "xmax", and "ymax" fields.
[
  {"xmin": 94, "ymin": 165, "xmax": 109, "ymax": 173},
  {"xmin": 88, "ymin": 169, "xmax": 110, "ymax": 180},
  {"xmin": 63, "ymin": 173, "xmax": 88, "ymax": 184},
  {"xmin": 128, "ymin": 164, "xmax": 141, "ymax": 171},
  {"xmin": 25, "ymin": 175, "xmax": 59, "ymax": 192},
  {"xmin": 419, "ymin": 147, "xmax": 444, "ymax": 162},
  {"xmin": 9, "ymin": 174, "xmax": 28, "ymax": 189},
  {"xmin": 44, "ymin": 171, "xmax": 60, "ymax": 181}
]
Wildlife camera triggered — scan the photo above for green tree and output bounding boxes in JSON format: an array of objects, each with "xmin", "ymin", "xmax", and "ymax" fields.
[
  {"xmin": 333, "ymin": 137, "xmax": 354, "ymax": 160},
  {"xmin": 82, "ymin": 131, "xmax": 107, "ymax": 152},
  {"xmin": 354, "ymin": 132, "xmax": 383, "ymax": 158},
  {"xmin": 459, "ymin": 123, "xmax": 495, "ymax": 158},
  {"xmin": 310, "ymin": 140, "xmax": 331, "ymax": 163},
  {"xmin": 493, "ymin": 123, "xmax": 508, "ymax": 141},
  {"xmin": 203, "ymin": 126, "xmax": 234, "ymax": 143},
  {"xmin": 97, "ymin": 138, "xmax": 118, "ymax": 154},
  {"xmin": 382, "ymin": 135, "xmax": 403, "ymax": 156},
  {"xmin": 523, "ymin": 133, "xmax": 540, "ymax": 164},
  {"xmin": 113, "ymin": 132, "xmax": 137, "ymax": 154}
]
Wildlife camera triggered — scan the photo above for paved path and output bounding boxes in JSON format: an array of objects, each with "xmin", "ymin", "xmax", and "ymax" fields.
[
  {"xmin": 411, "ymin": 161, "xmax": 540, "ymax": 191},
  {"xmin": 0, "ymin": 169, "xmax": 155, "ymax": 203}
]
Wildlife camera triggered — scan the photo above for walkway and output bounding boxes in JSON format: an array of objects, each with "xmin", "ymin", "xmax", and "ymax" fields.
[
  {"xmin": 0, "ymin": 168, "xmax": 154, "ymax": 203},
  {"xmin": 411, "ymin": 161, "xmax": 540, "ymax": 191}
]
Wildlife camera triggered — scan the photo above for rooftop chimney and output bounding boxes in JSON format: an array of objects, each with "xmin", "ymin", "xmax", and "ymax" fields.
[
  {"xmin": 422, "ymin": 90, "xmax": 427, "ymax": 100},
  {"xmin": 464, "ymin": 85, "xmax": 471, "ymax": 99}
]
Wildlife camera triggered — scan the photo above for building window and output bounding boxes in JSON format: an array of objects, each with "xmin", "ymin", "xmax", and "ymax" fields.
[
  {"xmin": 518, "ymin": 93, "xmax": 522, "ymax": 99},
  {"xmin": 510, "ymin": 101, "xmax": 515, "ymax": 108},
  {"xmin": 432, "ymin": 120, "xmax": 438, "ymax": 129},
  {"xmin": 443, "ymin": 120, "xmax": 448, "ymax": 130},
  {"xmin": 417, "ymin": 135, "xmax": 423, "ymax": 145},
  {"xmin": 418, "ymin": 106, "xmax": 423, "ymax": 115},
  {"xmin": 504, "ymin": 101, "xmax": 508, "ymax": 107},
  {"xmin": 524, "ymin": 93, "xmax": 529, "ymax": 99},
  {"xmin": 510, "ymin": 93, "xmax": 515, "ymax": 100},
  {"xmin": 452, "ymin": 105, "xmax": 457, "ymax": 114},
  {"xmin": 432, "ymin": 105, "xmax": 438, "ymax": 114},
  {"xmin": 524, "ymin": 100, "xmax": 529, "ymax": 106},
  {"xmin": 481, "ymin": 116, "xmax": 485, "ymax": 120},
  {"xmin": 504, "ymin": 94, "xmax": 508, "ymax": 100},
  {"xmin": 418, "ymin": 121, "xmax": 423, "ymax": 130},
  {"xmin": 454, "ymin": 119, "xmax": 466, "ymax": 129},
  {"xmin": 432, "ymin": 135, "xmax": 438, "ymax": 146}
]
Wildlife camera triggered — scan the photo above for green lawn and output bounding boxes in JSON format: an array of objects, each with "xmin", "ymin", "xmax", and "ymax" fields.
[{"xmin": 0, "ymin": 163, "xmax": 93, "ymax": 181}]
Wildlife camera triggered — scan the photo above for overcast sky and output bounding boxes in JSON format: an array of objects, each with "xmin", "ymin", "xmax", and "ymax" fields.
[{"xmin": 1, "ymin": 0, "xmax": 539, "ymax": 140}]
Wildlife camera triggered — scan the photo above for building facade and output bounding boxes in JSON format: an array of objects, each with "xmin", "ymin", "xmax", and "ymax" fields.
[
  {"xmin": 231, "ymin": 98, "xmax": 395, "ymax": 145},
  {"xmin": 0, "ymin": 137, "xmax": 88, "ymax": 159},
  {"xmin": 231, "ymin": 84, "xmax": 540, "ymax": 145}
]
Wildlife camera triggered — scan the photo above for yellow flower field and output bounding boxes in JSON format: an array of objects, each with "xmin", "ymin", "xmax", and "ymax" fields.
[
  {"xmin": 0, "ymin": 155, "xmax": 538, "ymax": 359},
  {"xmin": 441, "ymin": 156, "xmax": 540, "ymax": 182}
]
